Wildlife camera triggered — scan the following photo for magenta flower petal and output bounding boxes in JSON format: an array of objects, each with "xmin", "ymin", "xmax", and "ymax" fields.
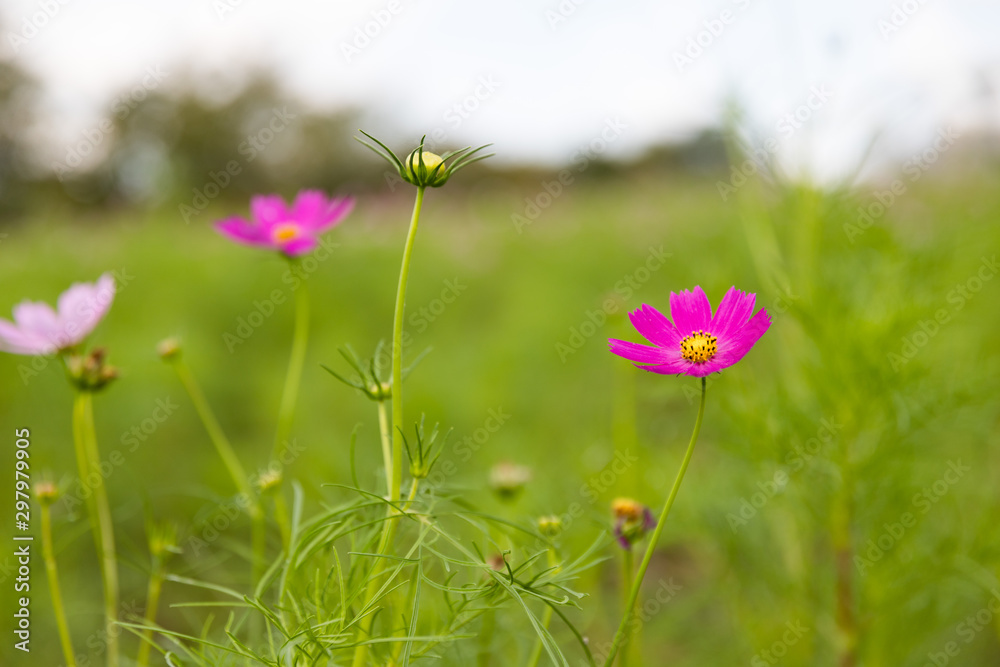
[
  {"xmin": 280, "ymin": 236, "xmax": 319, "ymax": 257},
  {"xmin": 613, "ymin": 522, "xmax": 631, "ymax": 550},
  {"xmin": 710, "ymin": 287, "xmax": 756, "ymax": 339},
  {"xmin": 717, "ymin": 308, "xmax": 772, "ymax": 366},
  {"xmin": 215, "ymin": 217, "xmax": 269, "ymax": 248},
  {"xmin": 642, "ymin": 356, "xmax": 699, "ymax": 375},
  {"xmin": 289, "ymin": 190, "xmax": 326, "ymax": 219},
  {"xmin": 250, "ymin": 194, "xmax": 289, "ymax": 228},
  {"xmin": 669, "ymin": 286, "xmax": 712, "ymax": 336},
  {"xmin": 609, "ymin": 286, "xmax": 770, "ymax": 377},
  {"xmin": 289, "ymin": 191, "xmax": 354, "ymax": 231},
  {"xmin": 628, "ymin": 304, "xmax": 682, "ymax": 348},
  {"xmin": 313, "ymin": 197, "xmax": 354, "ymax": 233},
  {"xmin": 215, "ymin": 191, "xmax": 353, "ymax": 256},
  {"xmin": 608, "ymin": 338, "xmax": 673, "ymax": 365},
  {"xmin": 642, "ymin": 507, "xmax": 657, "ymax": 531}
]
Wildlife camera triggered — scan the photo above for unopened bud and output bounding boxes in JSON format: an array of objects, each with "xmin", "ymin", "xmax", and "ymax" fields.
[
  {"xmin": 157, "ymin": 338, "xmax": 181, "ymax": 361},
  {"xmin": 34, "ymin": 481, "xmax": 59, "ymax": 504},
  {"xmin": 490, "ymin": 461, "xmax": 531, "ymax": 501},
  {"xmin": 537, "ymin": 515, "xmax": 563, "ymax": 538}
]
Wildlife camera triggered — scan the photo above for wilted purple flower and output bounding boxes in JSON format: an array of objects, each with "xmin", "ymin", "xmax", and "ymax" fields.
[{"xmin": 612, "ymin": 497, "xmax": 656, "ymax": 550}]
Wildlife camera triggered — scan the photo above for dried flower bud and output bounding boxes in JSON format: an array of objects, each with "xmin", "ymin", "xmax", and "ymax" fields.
[
  {"xmin": 157, "ymin": 338, "xmax": 181, "ymax": 361},
  {"xmin": 257, "ymin": 469, "xmax": 283, "ymax": 493},
  {"xmin": 34, "ymin": 481, "xmax": 59, "ymax": 504},
  {"xmin": 490, "ymin": 461, "xmax": 531, "ymax": 501},
  {"xmin": 537, "ymin": 515, "xmax": 563, "ymax": 538},
  {"xmin": 66, "ymin": 347, "xmax": 119, "ymax": 391}
]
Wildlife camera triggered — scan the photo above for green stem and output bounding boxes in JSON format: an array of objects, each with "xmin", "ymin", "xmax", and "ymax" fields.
[
  {"xmin": 527, "ymin": 547, "xmax": 561, "ymax": 667},
  {"xmin": 620, "ymin": 549, "xmax": 635, "ymax": 667},
  {"xmin": 274, "ymin": 275, "xmax": 310, "ymax": 462},
  {"xmin": 74, "ymin": 392, "xmax": 119, "ymax": 667},
  {"xmin": 602, "ymin": 377, "xmax": 707, "ymax": 667},
  {"xmin": 525, "ymin": 606, "xmax": 554, "ymax": 667},
  {"xmin": 273, "ymin": 490, "xmax": 291, "ymax": 550},
  {"xmin": 41, "ymin": 502, "xmax": 76, "ymax": 667},
  {"xmin": 251, "ymin": 514, "xmax": 266, "ymax": 586},
  {"xmin": 352, "ymin": 185, "xmax": 424, "ymax": 667},
  {"xmin": 390, "ymin": 186, "xmax": 425, "ymax": 503},
  {"xmin": 478, "ymin": 608, "xmax": 496, "ymax": 667},
  {"xmin": 169, "ymin": 358, "xmax": 265, "ymax": 581},
  {"xmin": 377, "ymin": 400, "xmax": 393, "ymax": 497},
  {"xmin": 351, "ymin": 478, "xmax": 421, "ymax": 667},
  {"xmin": 171, "ymin": 359, "xmax": 250, "ymax": 495},
  {"xmin": 136, "ymin": 568, "xmax": 164, "ymax": 667}
]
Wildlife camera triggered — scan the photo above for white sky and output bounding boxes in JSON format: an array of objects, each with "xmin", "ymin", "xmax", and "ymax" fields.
[{"xmin": 3, "ymin": 0, "xmax": 1000, "ymax": 182}]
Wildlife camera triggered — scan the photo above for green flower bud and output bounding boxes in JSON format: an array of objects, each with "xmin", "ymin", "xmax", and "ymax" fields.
[
  {"xmin": 356, "ymin": 131, "xmax": 493, "ymax": 190},
  {"xmin": 537, "ymin": 515, "xmax": 563, "ymax": 538},
  {"xmin": 490, "ymin": 461, "xmax": 531, "ymax": 501},
  {"xmin": 34, "ymin": 481, "xmax": 59, "ymax": 505},
  {"xmin": 157, "ymin": 337, "xmax": 181, "ymax": 361}
]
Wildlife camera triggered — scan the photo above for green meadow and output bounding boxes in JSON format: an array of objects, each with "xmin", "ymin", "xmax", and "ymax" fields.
[{"xmin": 1, "ymin": 155, "xmax": 999, "ymax": 665}]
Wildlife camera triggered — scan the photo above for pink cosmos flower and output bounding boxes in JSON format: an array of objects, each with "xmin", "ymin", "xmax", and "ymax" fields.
[
  {"xmin": 214, "ymin": 190, "xmax": 354, "ymax": 256},
  {"xmin": 609, "ymin": 286, "xmax": 770, "ymax": 377},
  {"xmin": 0, "ymin": 274, "xmax": 115, "ymax": 356}
]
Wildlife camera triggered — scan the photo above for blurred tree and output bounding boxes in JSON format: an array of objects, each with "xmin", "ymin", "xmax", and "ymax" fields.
[
  {"xmin": 0, "ymin": 48, "xmax": 41, "ymax": 218},
  {"xmin": 104, "ymin": 71, "xmax": 377, "ymax": 210}
]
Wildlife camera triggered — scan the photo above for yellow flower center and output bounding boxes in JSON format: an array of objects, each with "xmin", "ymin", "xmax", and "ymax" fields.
[
  {"xmin": 680, "ymin": 330, "xmax": 718, "ymax": 363},
  {"xmin": 272, "ymin": 223, "xmax": 301, "ymax": 243},
  {"xmin": 612, "ymin": 497, "xmax": 643, "ymax": 521}
]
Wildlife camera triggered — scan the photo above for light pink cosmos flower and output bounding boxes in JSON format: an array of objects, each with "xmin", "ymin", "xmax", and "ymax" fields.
[
  {"xmin": 0, "ymin": 274, "xmax": 115, "ymax": 356},
  {"xmin": 214, "ymin": 190, "xmax": 354, "ymax": 256},
  {"xmin": 609, "ymin": 286, "xmax": 770, "ymax": 377}
]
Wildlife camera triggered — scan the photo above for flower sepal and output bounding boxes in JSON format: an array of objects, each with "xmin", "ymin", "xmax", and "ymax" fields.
[
  {"xmin": 322, "ymin": 342, "xmax": 429, "ymax": 403},
  {"xmin": 357, "ymin": 131, "xmax": 493, "ymax": 189},
  {"xmin": 65, "ymin": 347, "xmax": 119, "ymax": 392},
  {"xmin": 401, "ymin": 415, "xmax": 451, "ymax": 480}
]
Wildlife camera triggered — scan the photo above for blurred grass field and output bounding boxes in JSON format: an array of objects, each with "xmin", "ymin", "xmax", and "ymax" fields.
[{"xmin": 1, "ymin": 159, "xmax": 999, "ymax": 665}]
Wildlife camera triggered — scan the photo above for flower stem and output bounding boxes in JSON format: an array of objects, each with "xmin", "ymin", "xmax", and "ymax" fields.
[
  {"xmin": 73, "ymin": 392, "xmax": 119, "ymax": 667},
  {"xmin": 274, "ymin": 273, "xmax": 310, "ymax": 462},
  {"xmin": 477, "ymin": 608, "xmax": 496, "ymax": 667},
  {"xmin": 351, "ymin": 478, "xmax": 422, "ymax": 667},
  {"xmin": 40, "ymin": 501, "xmax": 76, "ymax": 667},
  {"xmin": 171, "ymin": 358, "xmax": 250, "ymax": 494},
  {"xmin": 273, "ymin": 490, "xmax": 291, "ymax": 549},
  {"xmin": 391, "ymin": 186, "xmax": 425, "ymax": 503},
  {"xmin": 136, "ymin": 569, "xmax": 164, "ymax": 667},
  {"xmin": 168, "ymin": 358, "xmax": 265, "ymax": 580},
  {"xmin": 352, "ymin": 186, "xmax": 424, "ymax": 667},
  {"xmin": 602, "ymin": 377, "xmax": 707, "ymax": 667},
  {"xmin": 377, "ymin": 400, "xmax": 393, "ymax": 497},
  {"xmin": 834, "ymin": 446, "xmax": 857, "ymax": 667},
  {"xmin": 620, "ymin": 548, "xmax": 635, "ymax": 667},
  {"xmin": 525, "ymin": 547, "xmax": 560, "ymax": 667}
]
